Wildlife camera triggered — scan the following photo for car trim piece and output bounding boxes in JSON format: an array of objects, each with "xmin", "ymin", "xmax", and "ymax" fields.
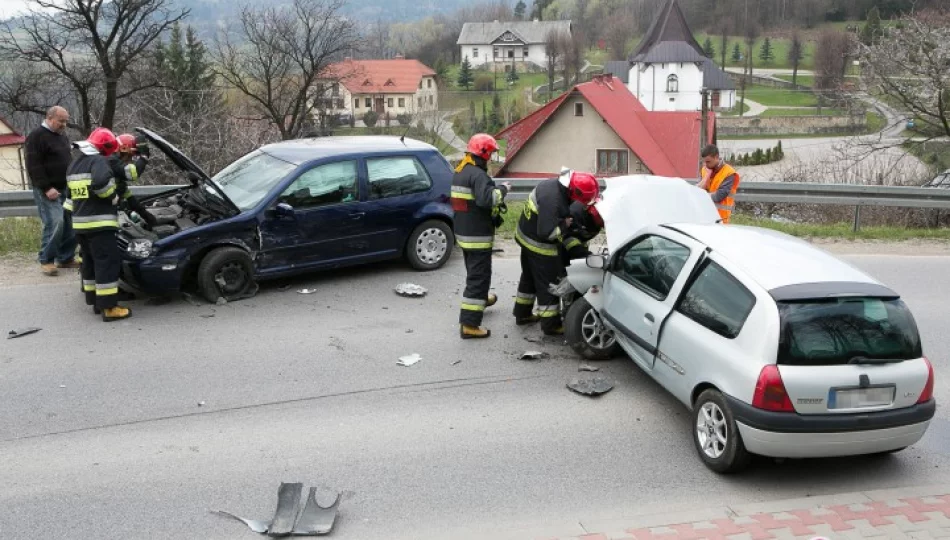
[
  {"xmin": 603, "ymin": 311, "xmax": 657, "ymax": 356},
  {"xmin": 768, "ymin": 281, "xmax": 899, "ymax": 301},
  {"xmin": 725, "ymin": 394, "xmax": 936, "ymax": 434}
]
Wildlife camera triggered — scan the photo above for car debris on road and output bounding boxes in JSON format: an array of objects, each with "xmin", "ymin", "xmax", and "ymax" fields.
[
  {"xmin": 8, "ymin": 327, "xmax": 41, "ymax": 339},
  {"xmin": 297, "ymin": 289, "xmax": 318, "ymax": 295},
  {"xmin": 578, "ymin": 364, "xmax": 600, "ymax": 372},
  {"xmin": 519, "ymin": 351, "xmax": 550, "ymax": 360},
  {"xmin": 214, "ymin": 482, "xmax": 340, "ymax": 536},
  {"xmin": 394, "ymin": 283, "xmax": 427, "ymax": 297},
  {"xmin": 397, "ymin": 353, "xmax": 422, "ymax": 366},
  {"xmin": 567, "ymin": 376, "xmax": 614, "ymax": 396}
]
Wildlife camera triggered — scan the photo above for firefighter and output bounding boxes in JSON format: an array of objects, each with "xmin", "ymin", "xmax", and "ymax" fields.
[
  {"xmin": 451, "ymin": 133, "xmax": 511, "ymax": 339},
  {"xmin": 513, "ymin": 170, "xmax": 599, "ymax": 335},
  {"xmin": 66, "ymin": 127, "xmax": 131, "ymax": 321},
  {"xmin": 112, "ymin": 133, "xmax": 157, "ymax": 229},
  {"xmin": 559, "ymin": 199, "xmax": 604, "ymax": 266}
]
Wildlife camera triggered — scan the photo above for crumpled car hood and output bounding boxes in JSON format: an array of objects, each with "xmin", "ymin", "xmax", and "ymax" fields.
[{"xmin": 596, "ymin": 175, "xmax": 721, "ymax": 254}]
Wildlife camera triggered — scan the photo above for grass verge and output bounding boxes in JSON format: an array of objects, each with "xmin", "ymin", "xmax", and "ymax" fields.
[
  {"xmin": 0, "ymin": 217, "xmax": 41, "ymax": 255},
  {"xmin": 760, "ymin": 107, "xmax": 846, "ymax": 117},
  {"xmin": 743, "ymin": 85, "xmax": 818, "ymax": 107},
  {"xmin": 731, "ymin": 215, "xmax": 950, "ymax": 241}
]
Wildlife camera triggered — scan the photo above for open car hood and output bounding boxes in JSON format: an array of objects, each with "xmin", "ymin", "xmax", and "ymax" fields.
[
  {"xmin": 134, "ymin": 127, "xmax": 240, "ymax": 214},
  {"xmin": 596, "ymin": 175, "xmax": 721, "ymax": 254}
]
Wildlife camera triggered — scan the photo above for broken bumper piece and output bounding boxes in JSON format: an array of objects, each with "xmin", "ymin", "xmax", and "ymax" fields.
[{"xmin": 214, "ymin": 482, "xmax": 340, "ymax": 537}]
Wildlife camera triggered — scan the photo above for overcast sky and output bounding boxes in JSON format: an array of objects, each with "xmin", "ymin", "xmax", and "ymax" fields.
[{"xmin": 0, "ymin": 0, "xmax": 34, "ymax": 19}]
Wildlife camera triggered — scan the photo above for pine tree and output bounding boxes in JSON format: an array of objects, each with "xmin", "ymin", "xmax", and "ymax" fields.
[
  {"xmin": 458, "ymin": 56, "xmax": 474, "ymax": 90},
  {"xmin": 703, "ymin": 37, "xmax": 715, "ymax": 59},
  {"xmin": 731, "ymin": 42, "xmax": 742, "ymax": 63},
  {"xmin": 860, "ymin": 6, "xmax": 882, "ymax": 46},
  {"xmin": 759, "ymin": 37, "xmax": 774, "ymax": 64},
  {"xmin": 514, "ymin": 0, "xmax": 527, "ymax": 20}
]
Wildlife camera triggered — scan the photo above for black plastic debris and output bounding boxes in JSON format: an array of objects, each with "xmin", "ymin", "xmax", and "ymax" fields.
[
  {"xmin": 7, "ymin": 327, "xmax": 40, "ymax": 339},
  {"xmin": 519, "ymin": 351, "xmax": 550, "ymax": 360},
  {"xmin": 394, "ymin": 283, "xmax": 427, "ymax": 298},
  {"xmin": 567, "ymin": 376, "xmax": 614, "ymax": 396},
  {"xmin": 214, "ymin": 482, "xmax": 341, "ymax": 537},
  {"xmin": 578, "ymin": 364, "xmax": 600, "ymax": 372}
]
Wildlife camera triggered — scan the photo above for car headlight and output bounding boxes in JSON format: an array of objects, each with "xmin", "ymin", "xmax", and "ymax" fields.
[{"xmin": 126, "ymin": 238, "xmax": 153, "ymax": 259}]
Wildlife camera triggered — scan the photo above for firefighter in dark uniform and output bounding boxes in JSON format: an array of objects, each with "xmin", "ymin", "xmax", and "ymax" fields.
[
  {"xmin": 112, "ymin": 133, "xmax": 157, "ymax": 229},
  {"xmin": 65, "ymin": 128, "xmax": 131, "ymax": 321},
  {"xmin": 559, "ymin": 199, "xmax": 604, "ymax": 265},
  {"xmin": 451, "ymin": 133, "xmax": 511, "ymax": 339},
  {"xmin": 513, "ymin": 170, "xmax": 599, "ymax": 335}
]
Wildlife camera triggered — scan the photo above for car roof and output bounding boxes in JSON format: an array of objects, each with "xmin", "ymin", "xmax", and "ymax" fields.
[
  {"xmin": 665, "ymin": 223, "xmax": 884, "ymax": 293},
  {"xmin": 260, "ymin": 136, "xmax": 439, "ymax": 165}
]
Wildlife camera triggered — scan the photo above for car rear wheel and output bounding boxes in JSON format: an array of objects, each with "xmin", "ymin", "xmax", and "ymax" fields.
[
  {"xmin": 197, "ymin": 247, "xmax": 255, "ymax": 303},
  {"xmin": 565, "ymin": 298, "xmax": 619, "ymax": 360},
  {"xmin": 693, "ymin": 389, "xmax": 751, "ymax": 474},
  {"xmin": 406, "ymin": 220, "xmax": 453, "ymax": 271}
]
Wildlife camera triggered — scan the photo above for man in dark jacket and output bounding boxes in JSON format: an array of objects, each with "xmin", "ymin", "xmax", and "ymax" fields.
[
  {"xmin": 451, "ymin": 133, "xmax": 511, "ymax": 339},
  {"xmin": 25, "ymin": 106, "xmax": 77, "ymax": 276}
]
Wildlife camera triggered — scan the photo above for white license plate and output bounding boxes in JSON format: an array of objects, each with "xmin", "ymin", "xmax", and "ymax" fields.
[{"xmin": 832, "ymin": 386, "xmax": 895, "ymax": 409}]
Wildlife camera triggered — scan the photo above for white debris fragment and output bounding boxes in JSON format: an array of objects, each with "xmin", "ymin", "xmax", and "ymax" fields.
[
  {"xmin": 394, "ymin": 283, "xmax": 427, "ymax": 297},
  {"xmin": 397, "ymin": 353, "xmax": 422, "ymax": 366},
  {"xmin": 297, "ymin": 289, "xmax": 318, "ymax": 294}
]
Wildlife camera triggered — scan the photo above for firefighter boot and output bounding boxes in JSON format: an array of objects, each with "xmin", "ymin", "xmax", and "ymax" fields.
[
  {"xmin": 102, "ymin": 306, "xmax": 132, "ymax": 322},
  {"xmin": 486, "ymin": 293, "xmax": 498, "ymax": 308},
  {"xmin": 460, "ymin": 325, "xmax": 491, "ymax": 339},
  {"xmin": 543, "ymin": 325, "xmax": 565, "ymax": 336},
  {"xmin": 516, "ymin": 314, "xmax": 540, "ymax": 325}
]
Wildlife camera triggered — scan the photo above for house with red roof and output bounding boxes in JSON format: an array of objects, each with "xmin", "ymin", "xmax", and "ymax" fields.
[
  {"xmin": 494, "ymin": 73, "xmax": 714, "ymax": 179},
  {"xmin": 0, "ymin": 117, "xmax": 26, "ymax": 191},
  {"xmin": 315, "ymin": 57, "xmax": 438, "ymax": 123}
]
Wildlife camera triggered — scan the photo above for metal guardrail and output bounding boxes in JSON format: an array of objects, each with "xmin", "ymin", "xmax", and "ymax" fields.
[{"xmin": 3, "ymin": 180, "xmax": 949, "ymax": 230}]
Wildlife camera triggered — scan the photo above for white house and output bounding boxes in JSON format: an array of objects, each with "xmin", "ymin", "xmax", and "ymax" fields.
[
  {"xmin": 315, "ymin": 57, "xmax": 439, "ymax": 121},
  {"xmin": 0, "ymin": 117, "xmax": 25, "ymax": 191},
  {"xmin": 456, "ymin": 20, "xmax": 572, "ymax": 69},
  {"xmin": 625, "ymin": 0, "xmax": 736, "ymax": 112}
]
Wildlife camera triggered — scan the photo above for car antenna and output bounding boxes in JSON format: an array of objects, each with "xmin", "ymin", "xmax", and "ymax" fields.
[{"xmin": 399, "ymin": 121, "xmax": 411, "ymax": 145}]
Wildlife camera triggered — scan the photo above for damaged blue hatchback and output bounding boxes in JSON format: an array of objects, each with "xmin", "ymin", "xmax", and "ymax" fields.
[{"xmin": 117, "ymin": 128, "xmax": 456, "ymax": 302}]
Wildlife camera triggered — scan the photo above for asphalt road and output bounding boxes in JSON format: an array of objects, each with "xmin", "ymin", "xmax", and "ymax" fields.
[{"xmin": 2, "ymin": 250, "xmax": 949, "ymax": 540}]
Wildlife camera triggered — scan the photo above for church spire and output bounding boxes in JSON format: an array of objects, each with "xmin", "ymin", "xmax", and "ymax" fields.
[{"xmin": 630, "ymin": 0, "xmax": 705, "ymax": 60}]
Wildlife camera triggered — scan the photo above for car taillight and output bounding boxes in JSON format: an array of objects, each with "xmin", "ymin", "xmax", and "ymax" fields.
[
  {"xmin": 752, "ymin": 365, "xmax": 795, "ymax": 412},
  {"xmin": 918, "ymin": 357, "xmax": 934, "ymax": 404}
]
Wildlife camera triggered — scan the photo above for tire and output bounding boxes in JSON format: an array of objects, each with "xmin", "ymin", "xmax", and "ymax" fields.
[
  {"xmin": 564, "ymin": 297, "xmax": 620, "ymax": 360},
  {"xmin": 406, "ymin": 220, "xmax": 453, "ymax": 271},
  {"xmin": 196, "ymin": 247, "xmax": 255, "ymax": 303},
  {"xmin": 692, "ymin": 389, "xmax": 751, "ymax": 474}
]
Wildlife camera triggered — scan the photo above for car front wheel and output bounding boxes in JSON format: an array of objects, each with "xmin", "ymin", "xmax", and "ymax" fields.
[
  {"xmin": 406, "ymin": 220, "xmax": 453, "ymax": 271},
  {"xmin": 692, "ymin": 389, "xmax": 751, "ymax": 474},
  {"xmin": 197, "ymin": 247, "xmax": 256, "ymax": 303},
  {"xmin": 565, "ymin": 297, "xmax": 619, "ymax": 360}
]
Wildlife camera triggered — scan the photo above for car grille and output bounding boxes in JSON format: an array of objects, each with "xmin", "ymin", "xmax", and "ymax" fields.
[{"xmin": 116, "ymin": 233, "xmax": 130, "ymax": 251}]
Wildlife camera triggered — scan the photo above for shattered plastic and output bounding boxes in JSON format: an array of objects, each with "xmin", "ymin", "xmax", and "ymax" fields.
[
  {"xmin": 567, "ymin": 376, "xmax": 615, "ymax": 396},
  {"xmin": 7, "ymin": 327, "xmax": 41, "ymax": 339},
  {"xmin": 214, "ymin": 482, "xmax": 341, "ymax": 537},
  {"xmin": 397, "ymin": 353, "xmax": 422, "ymax": 366},
  {"xmin": 519, "ymin": 351, "xmax": 550, "ymax": 360},
  {"xmin": 394, "ymin": 283, "xmax": 427, "ymax": 297}
]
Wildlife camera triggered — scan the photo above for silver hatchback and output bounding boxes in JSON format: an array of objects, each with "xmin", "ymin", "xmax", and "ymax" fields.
[{"xmin": 564, "ymin": 176, "xmax": 936, "ymax": 473}]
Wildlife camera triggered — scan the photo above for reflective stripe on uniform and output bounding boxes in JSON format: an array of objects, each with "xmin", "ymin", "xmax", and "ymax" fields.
[
  {"xmin": 82, "ymin": 280, "xmax": 95, "ymax": 292},
  {"xmin": 73, "ymin": 214, "xmax": 119, "ymax": 230},
  {"xmin": 537, "ymin": 305, "xmax": 560, "ymax": 317},
  {"xmin": 63, "ymin": 199, "xmax": 73, "ymax": 212},
  {"xmin": 457, "ymin": 234, "xmax": 493, "ymax": 250},
  {"xmin": 67, "ymin": 176, "xmax": 92, "ymax": 200},
  {"xmin": 125, "ymin": 164, "xmax": 138, "ymax": 182},
  {"xmin": 93, "ymin": 179, "xmax": 116, "ymax": 198},
  {"xmin": 563, "ymin": 237, "xmax": 582, "ymax": 250},
  {"xmin": 123, "ymin": 191, "xmax": 133, "ymax": 200},
  {"xmin": 515, "ymin": 225, "xmax": 558, "ymax": 257},
  {"xmin": 461, "ymin": 297, "xmax": 487, "ymax": 312},
  {"xmin": 451, "ymin": 186, "xmax": 475, "ymax": 200},
  {"xmin": 96, "ymin": 281, "xmax": 119, "ymax": 296},
  {"xmin": 548, "ymin": 226, "xmax": 562, "ymax": 241},
  {"xmin": 515, "ymin": 292, "xmax": 535, "ymax": 305},
  {"xmin": 716, "ymin": 203, "xmax": 735, "ymax": 211},
  {"xmin": 492, "ymin": 188, "xmax": 503, "ymax": 206}
]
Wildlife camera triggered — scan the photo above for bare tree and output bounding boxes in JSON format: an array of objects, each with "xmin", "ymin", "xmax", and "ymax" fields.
[
  {"xmin": 561, "ymin": 30, "xmax": 584, "ymax": 90},
  {"xmin": 604, "ymin": 9, "xmax": 634, "ymax": 61},
  {"xmin": 858, "ymin": 8, "xmax": 950, "ymax": 140},
  {"xmin": 788, "ymin": 32, "xmax": 804, "ymax": 87},
  {"xmin": 544, "ymin": 29, "xmax": 563, "ymax": 97},
  {"xmin": 214, "ymin": 0, "xmax": 359, "ymax": 141},
  {"xmin": 0, "ymin": 0, "xmax": 188, "ymax": 134}
]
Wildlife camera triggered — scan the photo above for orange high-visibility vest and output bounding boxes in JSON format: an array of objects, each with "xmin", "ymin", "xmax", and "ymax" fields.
[{"xmin": 701, "ymin": 163, "xmax": 739, "ymax": 223}]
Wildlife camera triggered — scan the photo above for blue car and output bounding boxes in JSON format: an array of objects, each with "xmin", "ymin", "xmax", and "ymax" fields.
[{"xmin": 117, "ymin": 128, "xmax": 456, "ymax": 302}]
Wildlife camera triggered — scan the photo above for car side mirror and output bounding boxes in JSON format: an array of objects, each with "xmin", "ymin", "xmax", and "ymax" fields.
[
  {"xmin": 274, "ymin": 202, "xmax": 295, "ymax": 218},
  {"xmin": 187, "ymin": 171, "xmax": 202, "ymax": 185},
  {"xmin": 586, "ymin": 254, "xmax": 607, "ymax": 269}
]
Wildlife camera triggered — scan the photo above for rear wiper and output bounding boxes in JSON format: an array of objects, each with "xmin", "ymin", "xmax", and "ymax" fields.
[{"xmin": 849, "ymin": 356, "xmax": 904, "ymax": 365}]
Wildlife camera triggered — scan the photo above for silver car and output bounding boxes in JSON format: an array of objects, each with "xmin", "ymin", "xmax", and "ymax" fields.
[{"xmin": 563, "ymin": 176, "xmax": 936, "ymax": 473}]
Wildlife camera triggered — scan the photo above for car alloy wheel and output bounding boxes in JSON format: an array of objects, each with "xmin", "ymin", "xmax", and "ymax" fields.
[
  {"xmin": 415, "ymin": 227, "xmax": 448, "ymax": 265},
  {"xmin": 696, "ymin": 402, "xmax": 728, "ymax": 459},
  {"xmin": 580, "ymin": 308, "xmax": 616, "ymax": 351},
  {"xmin": 215, "ymin": 261, "xmax": 249, "ymax": 295}
]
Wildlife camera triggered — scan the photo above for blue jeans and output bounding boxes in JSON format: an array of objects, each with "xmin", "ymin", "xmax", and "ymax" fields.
[{"xmin": 32, "ymin": 187, "xmax": 77, "ymax": 264}]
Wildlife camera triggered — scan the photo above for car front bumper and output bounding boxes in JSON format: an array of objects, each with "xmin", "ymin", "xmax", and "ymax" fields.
[
  {"xmin": 726, "ymin": 395, "xmax": 936, "ymax": 458},
  {"xmin": 119, "ymin": 254, "xmax": 186, "ymax": 296}
]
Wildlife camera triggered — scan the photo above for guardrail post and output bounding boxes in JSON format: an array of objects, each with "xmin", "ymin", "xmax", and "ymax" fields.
[{"xmin": 853, "ymin": 205, "xmax": 862, "ymax": 232}]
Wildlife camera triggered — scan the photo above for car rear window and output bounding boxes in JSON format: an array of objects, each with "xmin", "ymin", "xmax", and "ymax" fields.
[{"xmin": 777, "ymin": 297, "xmax": 922, "ymax": 366}]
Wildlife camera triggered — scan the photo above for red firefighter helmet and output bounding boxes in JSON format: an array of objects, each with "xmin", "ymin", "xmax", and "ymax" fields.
[
  {"xmin": 568, "ymin": 171, "xmax": 600, "ymax": 206},
  {"xmin": 466, "ymin": 133, "xmax": 499, "ymax": 161},
  {"xmin": 117, "ymin": 133, "xmax": 137, "ymax": 154},
  {"xmin": 87, "ymin": 127, "xmax": 119, "ymax": 157}
]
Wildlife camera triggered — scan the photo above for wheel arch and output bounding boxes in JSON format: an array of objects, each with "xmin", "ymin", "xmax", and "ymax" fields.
[{"xmin": 691, "ymin": 382, "xmax": 721, "ymax": 410}]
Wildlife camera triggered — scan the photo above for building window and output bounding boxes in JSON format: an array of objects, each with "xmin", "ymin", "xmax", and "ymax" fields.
[
  {"xmin": 388, "ymin": 97, "xmax": 394, "ymax": 107},
  {"xmin": 418, "ymin": 97, "xmax": 422, "ymax": 107},
  {"xmin": 365, "ymin": 98, "xmax": 371, "ymax": 108},
  {"xmin": 428, "ymin": 95, "xmax": 433, "ymax": 104},
  {"xmin": 494, "ymin": 47, "xmax": 499, "ymax": 58},
  {"xmin": 427, "ymin": 79, "xmax": 432, "ymax": 88},
  {"xmin": 574, "ymin": 102, "xmax": 584, "ymax": 116},
  {"xmin": 473, "ymin": 48, "xmax": 479, "ymax": 57},
  {"xmin": 666, "ymin": 74, "xmax": 678, "ymax": 93},
  {"xmin": 508, "ymin": 49, "xmax": 514, "ymax": 58},
  {"xmin": 596, "ymin": 150, "xmax": 629, "ymax": 175},
  {"xmin": 354, "ymin": 99, "xmax": 360, "ymax": 108},
  {"xmin": 523, "ymin": 47, "xmax": 529, "ymax": 57},
  {"xmin": 335, "ymin": 99, "xmax": 343, "ymax": 109},
  {"xmin": 398, "ymin": 97, "xmax": 405, "ymax": 107},
  {"xmin": 331, "ymin": 83, "xmax": 339, "ymax": 96}
]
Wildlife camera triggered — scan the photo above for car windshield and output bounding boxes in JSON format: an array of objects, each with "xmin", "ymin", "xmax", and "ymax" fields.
[
  {"xmin": 777, "ymin": 297, "xmax": 922, "ymax": 366},
  {"xmin": 212, "ymin": 150, "xmax": 297, "ymax": 212}
]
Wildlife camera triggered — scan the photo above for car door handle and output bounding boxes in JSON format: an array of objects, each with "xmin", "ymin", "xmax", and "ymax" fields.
[
  {"xmin": 644, "ymin": 313, "xmax": 655, "ymax": 323},
  {"xmin": 347, "ymin": 212, "xmax": 365, "ymax": 220}
]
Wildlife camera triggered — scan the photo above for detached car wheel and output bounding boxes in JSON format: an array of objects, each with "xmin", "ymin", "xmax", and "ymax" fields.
[
  {"xmin": 692, "ymin": 389, "xmax": 751, "ymax": 474},
  {"xmin": 197, "ymin": 247, "xmax": 255, "ymax": 303},
  {"xmin": 406, "ymin": 220, "xmax": 453, "ymax": 271},
  {"xmin": 565, "ymin": 298, "xmax": 620, "ymax": 360}
]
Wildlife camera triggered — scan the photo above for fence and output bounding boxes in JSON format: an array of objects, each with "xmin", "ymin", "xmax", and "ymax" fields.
[{"xmin": 3, "ymin": 180, "xmax": 950, "ymax": 232}]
